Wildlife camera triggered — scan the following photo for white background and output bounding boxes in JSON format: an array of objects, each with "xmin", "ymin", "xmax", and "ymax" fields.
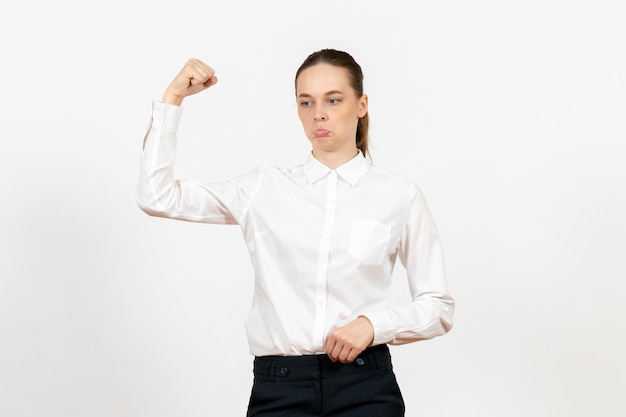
[{"xmin": 1, "ymin": 1, "xmax": 624, "ymax": 416}]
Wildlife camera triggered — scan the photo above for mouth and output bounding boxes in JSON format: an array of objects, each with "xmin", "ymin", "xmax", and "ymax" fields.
[{"xmin": 314, "ymin": 129, "xmax": 331, "ymax": 138}]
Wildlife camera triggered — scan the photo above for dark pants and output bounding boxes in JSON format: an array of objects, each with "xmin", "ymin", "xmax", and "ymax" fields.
[{"xmin": 247, "ymin": 344, "xmax": 405, "ymax": 416}]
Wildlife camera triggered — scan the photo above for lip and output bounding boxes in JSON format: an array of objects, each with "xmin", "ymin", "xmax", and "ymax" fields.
[{"xmin": 314, "ymin": 129, "xmax": 331, "ymax": 137}]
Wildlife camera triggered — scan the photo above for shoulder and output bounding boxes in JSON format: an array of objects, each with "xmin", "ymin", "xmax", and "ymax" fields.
[
  {"xmin": 232, "ymin": 163, "xmax": 299, "ymax": 183},
  {"xmin": 366, "ymin": 164, "xmax": 423, "ymax": 196}
]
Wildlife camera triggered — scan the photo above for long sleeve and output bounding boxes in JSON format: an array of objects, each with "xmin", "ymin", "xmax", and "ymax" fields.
[
  {"xmin": 364, "ymin": 184, "xmax": 454, "ymax": 345},
  {"xmin": 137, "ymin": 101, "xmax": 259, "ymax": 224},
  {"xmin": 136, "ymin": 106, "xmax": 452, "ymax": 355}
]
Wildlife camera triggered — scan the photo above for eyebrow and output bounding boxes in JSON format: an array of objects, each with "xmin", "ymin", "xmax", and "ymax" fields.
[{"xmin": 297, "ymin": 90, "xmax": 345, "ymax": 98}]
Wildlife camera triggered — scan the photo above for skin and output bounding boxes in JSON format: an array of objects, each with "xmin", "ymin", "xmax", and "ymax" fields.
[
  {"xmin": 295, "ymin": 63, "xmax": 369, "ymax": 169},
  {"xmin": 162, "ymin": 58, "xmax": 374, "ymax": 363},
  {"xmin": 162, "ymin": 58, "xmax": 218, "ymax": 106}
]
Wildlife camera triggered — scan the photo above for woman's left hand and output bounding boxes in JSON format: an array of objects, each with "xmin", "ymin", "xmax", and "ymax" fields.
[{"xmin": 325, "ymin": 316, "xmax": 375, "ymax": 363}]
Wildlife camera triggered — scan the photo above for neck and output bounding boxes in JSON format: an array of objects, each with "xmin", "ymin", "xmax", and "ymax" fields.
[{"xmin": 312, "ymin": 148, "xmax": 359, "ymax": 169}]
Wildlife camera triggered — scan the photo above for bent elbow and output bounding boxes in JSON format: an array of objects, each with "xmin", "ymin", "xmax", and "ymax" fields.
[
  {"xmin": 441, "ymin": 314, "xmax": 454, "ymax": 334},
  {"xmin": 136, "ymin": 189, "xmax": 171, "ymax": 219},
  {"xmin": 137, "ymin": 200, "xmax": 164, "ymax": 218},
  {"xmin": 440, "ymin": 297, "xmax": 455, "ymax": 334}
]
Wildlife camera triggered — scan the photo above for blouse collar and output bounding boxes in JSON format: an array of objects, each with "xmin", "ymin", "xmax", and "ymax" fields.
[{"xmin": 302, "ymin": 150, "xmax": 371, "ymax": 186}]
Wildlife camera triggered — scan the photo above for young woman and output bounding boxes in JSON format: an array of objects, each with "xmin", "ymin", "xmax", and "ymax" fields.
[{"xmin": 138, "ymin": 49, "xmax": 454, "ymax": 416}]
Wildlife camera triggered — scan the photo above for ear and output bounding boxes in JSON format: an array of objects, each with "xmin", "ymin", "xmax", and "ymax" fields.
[{"xmin": 358, "ymin": 94, "xmax": 369, "ymax": 118}]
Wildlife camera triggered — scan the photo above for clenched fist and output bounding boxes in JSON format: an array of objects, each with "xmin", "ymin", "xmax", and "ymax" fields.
[
  {"xmin": 325, "ymin": 316, "xmax": 375, "ymax": 364},
  {"xmin": 162, "ymin": 58, "xmax": 218, "ymax": 106}
]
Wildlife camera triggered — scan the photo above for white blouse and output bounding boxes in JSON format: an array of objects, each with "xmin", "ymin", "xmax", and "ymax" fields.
[{"xmin": 137, "ymin": 101, "xmax": 454, "ymax": 356}]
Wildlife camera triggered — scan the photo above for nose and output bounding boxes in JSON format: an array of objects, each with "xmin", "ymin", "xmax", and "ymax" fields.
[{"xmin": 314, "ymin": 112, "xmax": 327, "ymax": 121}]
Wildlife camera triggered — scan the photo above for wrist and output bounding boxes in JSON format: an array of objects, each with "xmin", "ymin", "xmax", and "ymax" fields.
[
  {"xmin": 357, "ymin": 315, "xmax": 375, "ymax": 346},
  {"xmin": 162, "ymin": 90, "xmax": 185, "ymax": 106}
]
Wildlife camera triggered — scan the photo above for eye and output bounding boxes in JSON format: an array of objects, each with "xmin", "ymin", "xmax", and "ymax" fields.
[
  {"xmin": 300, "ymin": 100, "xmax": 312, "ymax": 107},
  {"xmin": 328, "ymin": 98, "xmax": 341, "ymax": 104}
]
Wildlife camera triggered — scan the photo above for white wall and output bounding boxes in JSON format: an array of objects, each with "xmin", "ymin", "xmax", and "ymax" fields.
[{"xmin": 1, "ymin": 1, "xmax": 624, "ymax": 416}]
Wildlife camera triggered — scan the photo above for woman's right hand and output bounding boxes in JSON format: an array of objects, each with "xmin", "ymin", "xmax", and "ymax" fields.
[{"xmin": 162, "ymin": 58, "xmax": 218, "ymax": 106}]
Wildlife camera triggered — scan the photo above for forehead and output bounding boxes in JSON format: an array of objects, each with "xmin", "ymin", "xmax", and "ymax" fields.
[{"xmin": 296, "ymin": 63, "xmax": 353, "ymax": 95}]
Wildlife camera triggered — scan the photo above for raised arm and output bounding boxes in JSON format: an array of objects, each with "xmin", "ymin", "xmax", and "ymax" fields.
[{"xmin": 137, "ymin": 59, "xmax": 257, "ymax": 225}]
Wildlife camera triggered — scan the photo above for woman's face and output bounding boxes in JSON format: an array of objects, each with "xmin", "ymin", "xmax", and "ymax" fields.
[{"xmin": 296, "ymin": 63, "xmax": 368, "ymax": 156}]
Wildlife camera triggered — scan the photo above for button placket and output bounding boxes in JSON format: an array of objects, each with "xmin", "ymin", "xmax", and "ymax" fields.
[{"xmin": 312, "ymin": 170, "xmax": 338, "ymax": 348}]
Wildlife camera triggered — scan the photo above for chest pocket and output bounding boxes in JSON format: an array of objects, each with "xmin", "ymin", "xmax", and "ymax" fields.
[{"xmin": 348, "ymin": 218, "xmax": 391, "ymax": 265}]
